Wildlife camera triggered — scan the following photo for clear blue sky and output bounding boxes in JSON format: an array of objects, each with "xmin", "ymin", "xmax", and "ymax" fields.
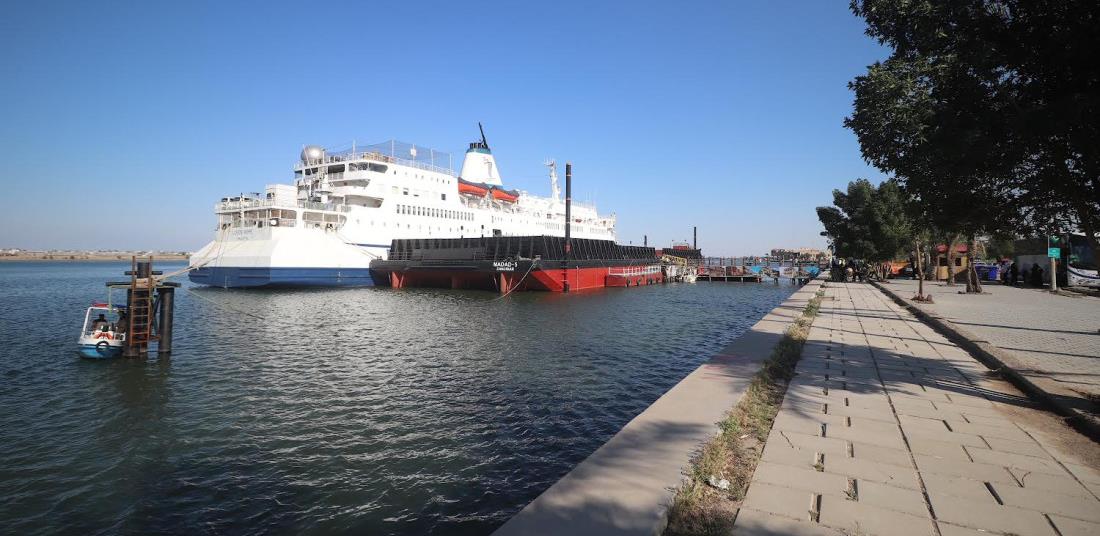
[{"xmin": 0, "ymin": 1, "xmax": 886, "ymax": 255}]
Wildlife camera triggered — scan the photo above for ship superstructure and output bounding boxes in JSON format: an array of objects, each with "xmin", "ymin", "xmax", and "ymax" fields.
[{"xmin": 189, "ymin": 128, "xmax": 617, "ymax": 287}]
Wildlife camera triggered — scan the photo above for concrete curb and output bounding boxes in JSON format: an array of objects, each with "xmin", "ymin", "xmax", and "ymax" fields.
[
  {"xmin": 870, "ymin": 280, "xmax": 1100, "ymax": 442},
  {"xmin": 492, "ymin": 277, "xmax": 825, "ymax": 536}
]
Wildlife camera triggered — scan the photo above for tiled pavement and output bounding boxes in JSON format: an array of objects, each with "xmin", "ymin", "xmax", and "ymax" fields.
[
  {"xmin": 733, "ymin": 282, "xmax": 1100, "ymax": 536},
  {"xmin": 885, "ymin": 279, "xmax": 1100, "ymax": 402}
]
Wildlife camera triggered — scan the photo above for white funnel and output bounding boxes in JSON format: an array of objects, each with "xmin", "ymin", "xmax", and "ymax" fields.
[{"xmin": 458, "ymin": 124, "xmax": 503, "ymax": 186}]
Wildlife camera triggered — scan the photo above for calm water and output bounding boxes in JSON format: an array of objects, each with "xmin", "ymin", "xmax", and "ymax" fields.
[{"xmin": 0, "ymin": 262, "xmax": 795, "ymax": 535}]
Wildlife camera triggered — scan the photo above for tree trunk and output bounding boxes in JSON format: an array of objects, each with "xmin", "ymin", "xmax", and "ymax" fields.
[
  {"xmin": 945, "ymin": 234, "xmax": 960, "ymax": 286},
  {"xmin": 965, "ymin": 234, "xmax": 982, "ymax": 294},
  {"xmin": 915, "ymin": 240, "xmax": 925, "ymax": 299}
]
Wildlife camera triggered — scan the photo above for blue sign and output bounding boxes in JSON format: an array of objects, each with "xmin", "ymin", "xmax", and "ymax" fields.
[{"xmin": 1048, "ymin": 247, "xmax": 1060, "ymax": 258}]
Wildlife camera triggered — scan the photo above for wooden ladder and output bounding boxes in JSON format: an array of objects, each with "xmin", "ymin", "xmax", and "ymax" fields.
[{"xmin": 127, "ymin": 257, "xmax": 158, "ymax": 349}]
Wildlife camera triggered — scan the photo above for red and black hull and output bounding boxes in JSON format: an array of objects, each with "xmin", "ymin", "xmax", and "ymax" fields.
[{"xmin": 370, "ymin": 236, "xmax": 663, "ymax": 293}]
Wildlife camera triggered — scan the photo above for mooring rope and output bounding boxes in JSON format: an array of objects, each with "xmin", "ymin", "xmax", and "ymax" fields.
[{"xmin": 489, "ymin": 260, "xmax": 538, "ymax": 301}]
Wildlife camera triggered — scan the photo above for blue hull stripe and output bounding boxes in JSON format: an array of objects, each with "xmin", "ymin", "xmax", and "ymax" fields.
[
  {"xmin": 78, "ymin": 344, "xmax": 121, "ymax": 359},
  {"xmin": 189, "ymin": 267, "xmax": 376, "ymax": 288}
]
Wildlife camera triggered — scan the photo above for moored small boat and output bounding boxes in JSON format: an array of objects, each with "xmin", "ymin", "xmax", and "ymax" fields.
[{"xmin": 77, "ymin": 303, "xmax": 126, "ymax": 359}]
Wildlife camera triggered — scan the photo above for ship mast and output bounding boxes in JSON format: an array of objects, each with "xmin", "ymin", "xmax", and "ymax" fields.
[{"xmin": 546, "ymin": 159, "xmax": 561, "ymax": 203}]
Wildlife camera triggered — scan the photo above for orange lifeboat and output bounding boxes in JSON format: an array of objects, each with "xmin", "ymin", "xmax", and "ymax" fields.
[
  {"xmin": 458, "ymin": 179, "xmax": 489, "ymax": 197},
  {"xmin": 491, "ymin": 188, "xmax": 519, "ymax": 203}
]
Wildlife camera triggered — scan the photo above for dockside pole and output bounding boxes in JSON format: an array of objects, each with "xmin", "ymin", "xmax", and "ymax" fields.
[
  {"xmin": 693, "ymin": 226, "xmax": 697, "ymax": 250},
  {"xmin": 157, "ymin": 286, "xmax": 174, "ymax": 356},
  {"xmin": 563, "ymin": 162, "xmax": 572, "ymax": 293}
]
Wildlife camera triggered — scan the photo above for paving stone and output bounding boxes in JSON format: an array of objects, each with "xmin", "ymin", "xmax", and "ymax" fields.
[
  {"xmin": 946, "ymin": 420, "xmax": 1033, "ymax": 442},
  {"xmin": 849, "ymin": 441, "xmax": 913, "ymax": 468},
  {"xmin": 732, "ymin": 508, "xmax": 846, "ymax": 536},
  {"xmin": 1008, "ymin": 467, "xmax": 1096, "ymax": 498},
  {"xmin": 855, "ymin": 480, "xmax": 928, "ymax": 516},
  {"xmin": 903, "ymin": 426, "xmax": 989, "ymax": 450},
  {"xmin": 823, "ymin": 421, "xmax": 906, "ymax": 450},
  {"xmin": 980, "ymin": 435, "xmax": 1052, "ymax": 459},
  {"xmin": 1063, "ymin": 462, "xmax": 1100, "ymax": 485},
  {"xmin": 927, "ymin": 491, "xmax": 1057, "ymax": 535},
  {"xmin": 907, "ymin": 437, "xmax": 979, "ymax": 460},
  {"xmin": 814, "ymin": 401, "xmax": 897, "ymax": 423},
  {"xmin": 919, "ymin": 473, "xmax": 998, "ymax": 503},
  {"xmin": 765, "ymin": 430, "xmax": 851, "ymax": 458},
  {"xmin": 760, "ymin": 438, "xmax": 820, "ymax": 469},
  {"xmin": 1048, "ymin": 515, "xmax": 1100, "ymax": 536},
  {"xmin": 935, "ymin": 522, "xmax": 1006, "ymax": 536},
  {"xmin": 967, "ymin": 448, "xmax": 1065, "ymax": 476},
  {"xmin": 816, "ymin": 495, "xmax": 932, "ymax": 536},
  {"xmin": 912, "ymin": 454, "xmax": 1017, "ymax": 484},
  {"xmin": 741, "ymin": 481, "xmax": 818, "ymax": 521},
  {"xmin": 992, "ymin": 482, "xmax": 1100, "ymax": 522},
  {"xmin": 752, "ymin": 461, "xmax": 850, "ymax": 497},
  {"xmin": 818, "ymin": 455, "xmax": 919, "ymax": 489}
]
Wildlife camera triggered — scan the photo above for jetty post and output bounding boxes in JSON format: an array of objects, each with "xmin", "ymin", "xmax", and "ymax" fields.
[
  {"xmin": 562, "ymin": 162, "xmax": 572, "ymax": 293},
  {"xmin": 111, "ymin": 257, "xmax": 180, "ymax": 358},
  {"xmin": 693, "ymin": 226, "xmax": 697, "ymax": 250},
  {"xmin": 157, "ymin": 285, "xmax": 175, "ymax": 356}
]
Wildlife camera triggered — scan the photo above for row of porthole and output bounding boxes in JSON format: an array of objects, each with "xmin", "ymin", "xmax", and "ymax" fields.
[{"xmin": 395, "ymin": 204, "xmax": 472, "ymax": 220}]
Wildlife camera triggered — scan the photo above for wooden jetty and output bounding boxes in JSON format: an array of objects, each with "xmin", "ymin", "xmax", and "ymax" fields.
[{"xmin": 697, "ymin": 273, "xmax": 763, "ymax": 282}]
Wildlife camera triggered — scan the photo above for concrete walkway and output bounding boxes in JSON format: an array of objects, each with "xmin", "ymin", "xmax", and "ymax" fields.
[
  {"xmin": 734, "ymin": 282, "xmax": 1100, "ymax": 536},
  {"xmin": 877, "ymin": 279, "xmax": 1099, "ymax": 433},
  {"xmin": 494, "ymin": 279, "xmax": 824, "ymax": 536}
]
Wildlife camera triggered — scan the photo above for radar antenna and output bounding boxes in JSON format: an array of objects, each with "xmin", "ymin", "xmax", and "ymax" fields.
[{"xmin": 478, "ymin": 122, "xmax": 490, "ymax": 150}]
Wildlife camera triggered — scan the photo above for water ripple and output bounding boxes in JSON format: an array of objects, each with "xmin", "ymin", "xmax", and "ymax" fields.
[{"xmin": 0, "ymin": 261, "xmax": 795, "ymax": 535}]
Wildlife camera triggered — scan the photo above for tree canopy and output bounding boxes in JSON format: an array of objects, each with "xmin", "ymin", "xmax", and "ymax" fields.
[
  {"xmin": 845, "ymin": 0, "xmax": 1100, "ymax": 250},
  {"xmin": 817, "ymin": 179, "xmax": 911, "ymax": 263}
]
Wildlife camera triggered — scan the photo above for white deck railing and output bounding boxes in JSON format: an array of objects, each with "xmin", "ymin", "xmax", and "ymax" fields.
[{"xmin": 608, "ymin": 265, "xmax": 661, "ymax": 277}]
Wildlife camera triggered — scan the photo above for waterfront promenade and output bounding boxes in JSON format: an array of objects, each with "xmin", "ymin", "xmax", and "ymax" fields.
[
  {"xmin": 494, "ymin": 279, "xmax": 824, "ymax": 535},
  {"xmin": 878, "ymin": 279, "xmax": 1100, "ymax": 434},
  {"xmin": 734, "ymin": 282, "xmax": 1100, "ymax": 536}
]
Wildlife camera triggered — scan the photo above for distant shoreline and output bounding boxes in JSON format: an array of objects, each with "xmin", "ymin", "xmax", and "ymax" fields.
[{"xmin": 0, "ymin": 254, "xmax": 190, "ymax": 263}]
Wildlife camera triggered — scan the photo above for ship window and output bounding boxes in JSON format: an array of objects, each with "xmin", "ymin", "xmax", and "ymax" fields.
[
  {"xmin": 403, "ymin": 188, "xmax": 408, "ymax": 195},
  {"xmin": 441, "ymin": 193, "xmax": 446, "ymax": 201},
  {"xmin": 369, "ymin": 163, "xmax": 388, "ymax": 173},
  {"xmin": 327, "ymin": 164, "xmax": 345, "ymax": 174},
  {"xmin": 294, "ymin": 171, "xmax": 303, "ymax": 178}
]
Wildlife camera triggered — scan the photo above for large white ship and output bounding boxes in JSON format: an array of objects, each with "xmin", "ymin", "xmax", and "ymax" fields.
[{"xmin": 189, "ymin": 127, "xmax": 617, "ymax": 287}]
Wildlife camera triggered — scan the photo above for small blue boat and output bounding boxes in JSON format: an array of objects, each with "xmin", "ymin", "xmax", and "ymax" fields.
[{"xmin": 77, "ymin": 304, "xmax": 126, "ymax": 359}]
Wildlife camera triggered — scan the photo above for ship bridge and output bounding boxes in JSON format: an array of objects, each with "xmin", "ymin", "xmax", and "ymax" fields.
[{"xmin": 295, "ymin": 140, "xmax": 454, "ymax": 178}]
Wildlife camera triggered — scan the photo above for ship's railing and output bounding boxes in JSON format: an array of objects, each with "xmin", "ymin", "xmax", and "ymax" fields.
[
  {"xmin": 216, "ymin": 198, "xmax": 351, "ymax": 213},
  {"xmin": 303, "ymin": 140, "xmax": 455, "ymax": 176},
  {"xmin": 608, "ymin": 265, "xmax": 662, "ymax": 277}
]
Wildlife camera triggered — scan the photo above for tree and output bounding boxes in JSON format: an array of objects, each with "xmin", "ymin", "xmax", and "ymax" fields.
[
  {"xmin": 847, "ymin": 0, "xmax": 1100, "ymax": 280},
  {"xmin": 817, "ymin": 178, "xmax": 911, "ymax": 279}
]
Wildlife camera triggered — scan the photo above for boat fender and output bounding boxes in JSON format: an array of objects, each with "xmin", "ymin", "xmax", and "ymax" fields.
[{"xmin": 95, "ymin": 340, "xmax": 111, "ymax": 352}]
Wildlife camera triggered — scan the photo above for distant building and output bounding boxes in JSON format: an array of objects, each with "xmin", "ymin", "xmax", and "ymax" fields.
[{"xmin": 770, "ymin": 248, "xmax": 829, "ymax": 261}]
